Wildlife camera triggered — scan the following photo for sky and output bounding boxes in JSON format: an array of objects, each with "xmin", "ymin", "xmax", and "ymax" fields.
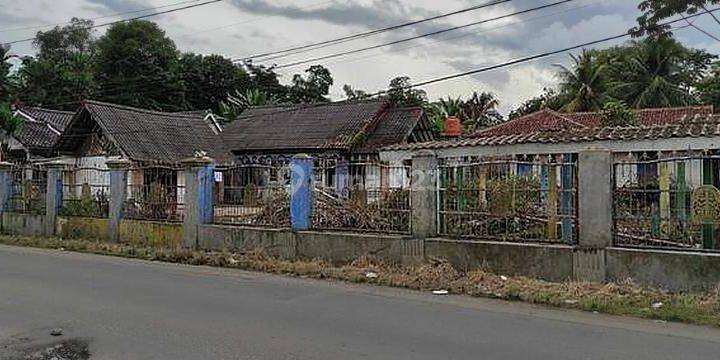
[{"xmin": 1, "ymin": 0, "xmax": 720, "ymax": 115}]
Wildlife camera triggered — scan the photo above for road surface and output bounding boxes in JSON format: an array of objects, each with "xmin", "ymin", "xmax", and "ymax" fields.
[{"xmin": 0, "ymin": 245, "xmax": 719, "ymax": 359}]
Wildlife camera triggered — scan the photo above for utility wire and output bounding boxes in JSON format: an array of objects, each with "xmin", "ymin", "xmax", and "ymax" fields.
[
  {"xmin": 3, "ymin": 0, "xmax": 224, "ymax": 45},
  {"xmin": 271, "ymin": 0, "xmax": 574, "ymax": 69},
  {"xmin": 0, "ymin": 0, "xmax": 202, "ymax": 33},
  {"xmin": 237, "ymin": 0, "xmax": 513, "ymax": 62}
]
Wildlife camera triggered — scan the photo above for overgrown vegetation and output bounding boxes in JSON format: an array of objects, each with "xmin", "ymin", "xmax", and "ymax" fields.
[{"xmin": 1, "ymin": 234, "xmax": 719, "ymax": 328}]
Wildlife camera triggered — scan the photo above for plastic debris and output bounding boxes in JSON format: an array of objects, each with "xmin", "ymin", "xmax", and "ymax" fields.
[
  {"xmin": 432, "ymin": 290, "xmax": 449, "ymax": 295},
  {"xmin": 564, "ymin": 299, "xmax": 579, "ymax": 305},
  {"xmin": 652, "ymin": 302, "xmax": 664, "ymax": 310},
  {"xmin": 365, "ymin": 272, "xmax": 378, "ymax": 279},
  {"xmin": 50, "ymin": 328, "xmax": 63, "ymax": 336},
  {"xmin": 500, "ymin": 275, "xmax": 508, "ymax": 281}
]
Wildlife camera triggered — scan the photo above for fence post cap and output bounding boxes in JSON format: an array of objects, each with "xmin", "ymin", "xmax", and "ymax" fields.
[
  {"xmin": 181, "ymin": 156, "xmax": 214, "ymax": 168},
  {"xmin": 412, "ymin": 150, "xmax": 437, "ymax": 158},
  {"xmin": 106, "ymin": 158, "xmax": 133, "ymax": 169},
  {"xmin": 292, "ymin": 153, "xmax": 313, "ymax": 160},
  {"xmin": 580, "ymin": 145, "xmax": 610, "ymax": 153},
  {"xmin": 0, "ymin": 161, "xmax": 13, "ymax": 170},
  {"xmin": 43, "ymin": 160, "xmax": 67, "ymax": 169}
]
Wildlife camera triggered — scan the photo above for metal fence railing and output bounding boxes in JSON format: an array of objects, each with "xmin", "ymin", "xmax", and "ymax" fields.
[
  {"xmin": 7, "ymin": 165, "xmax": 47, "ymax": 215},
  {"xmin": 438, "ymin": 156, "xmax": 577, "ymax": 243},
  {"xmin": 312, "ymin": 162, "xmax": 411, "ymax": 234},
  {"xmin": 60, "ymin": 166, "xmax": 110, "ymax": 218},
  {"xmin": 123, "ymin": 165, "xmax": 185, "ymax": 222},
  {"xmin": 613, "ymin": 153, "xmax": 720, "ymax": 252},
  {"xmin": 213, "ymin": 164, "xmax": 290, "ymax": 227}
]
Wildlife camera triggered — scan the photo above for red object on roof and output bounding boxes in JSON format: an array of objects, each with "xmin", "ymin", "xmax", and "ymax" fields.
[
  {"xmin": 443, "ymin": 116, "xmax": 462, "ymax": 137},
  {"xmin": 471, "ymin": 105, "xmax": 714, "ymax": 138}
]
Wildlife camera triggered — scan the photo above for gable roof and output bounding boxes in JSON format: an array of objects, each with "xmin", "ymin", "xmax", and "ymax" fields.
[
  {"xmin": 13, "ymin": 106, "xmax": 75, "ymax": 151},
  {"xmin": 56, "ymin": 100, "xmax": 233, "ymax": 164},
  {"xmin": 221, "ymin": 100, "xmax": 430, "ymax": 154},
  {"xmin": 472, "ymin": 106, "xmax": 713, "ymax": 138}
]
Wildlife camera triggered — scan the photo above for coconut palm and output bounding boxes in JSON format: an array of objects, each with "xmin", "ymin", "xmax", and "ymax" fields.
[
  {"xmin": 0, "ymin": 45, "xmax": 16, "ymax": 102},
  {"xmin": 0, "ymin": 104, "xmax": 23, "ymax": 161},
  {"xmin": 554, "ymin": 49, "xmax": 608, "ymax": 112},
  {"xmin": 425, "ymin": 97, "xmax": 464, "ymax": 133},
  {"xmin": 461, "ymin": 91, "xmax": 503, "ymax": 131},
  {"xmin": 609, "ymin": 37, "xmax": 695, "ymax": 108},
  {"xmin": 219, "ymin": 89, "xmax": 275, "ymax": 122}
]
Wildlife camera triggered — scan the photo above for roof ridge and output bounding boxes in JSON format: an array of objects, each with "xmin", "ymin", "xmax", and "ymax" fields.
[
  {"xmin": 83, "ymin": 100, "xmax": 201, "ymax": 119},
  {"xmin": 18, "ymin": 105, "xmax": 76, "ymax": 115}
]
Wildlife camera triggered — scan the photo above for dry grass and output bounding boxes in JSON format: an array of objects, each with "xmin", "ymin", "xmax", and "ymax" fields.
[{"xmin": 1, "ymin": 235, "xmax": 719, "ymax": 327}]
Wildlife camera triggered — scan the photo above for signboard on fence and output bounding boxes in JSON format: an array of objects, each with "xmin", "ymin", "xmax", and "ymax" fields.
[{"xmin": 691, "ymin": 185, "xmax": 720, "ymax": 223}]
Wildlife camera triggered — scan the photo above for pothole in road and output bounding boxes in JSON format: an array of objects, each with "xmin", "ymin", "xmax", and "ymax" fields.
[{"xmin": 20, "ymin": 338, "xmax": 90, "ymax": 360}]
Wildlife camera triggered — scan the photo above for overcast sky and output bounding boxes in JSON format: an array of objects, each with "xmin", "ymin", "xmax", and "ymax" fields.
[{"xmin": 2, "ymin": 0, "xmax": 720, "ymax": 114}]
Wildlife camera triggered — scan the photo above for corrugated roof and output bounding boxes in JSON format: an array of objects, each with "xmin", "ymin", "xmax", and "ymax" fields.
[
  {"xmin": 221, "ymin": 100, "xmax": 428, "ymax": 154},
  {"xmin": 57, "ymin": 100, "xmax": 233, "ymax": 164}
]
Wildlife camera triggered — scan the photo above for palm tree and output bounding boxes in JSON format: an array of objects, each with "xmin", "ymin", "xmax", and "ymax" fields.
[
  {"xmin": 425, "ymin": 97, "xmax": 464, "ymax": 133},
  {"xmin": 609, "ymin": 37, "xmax": 695, "ymax": 109},
  {"xmin": 0, "ymin": 45, "xmax": 17, "ymax": 102},
  {"xmin": 461, "ymin": 91, "xmax": 503, "ymax": 131},
  {"xmin": 219, "ymin": 89, "xmax": 275, "ymax": 122},
  {"xmin": 554, "ymin": 49, "xmax": 608, "ymax": 112}
]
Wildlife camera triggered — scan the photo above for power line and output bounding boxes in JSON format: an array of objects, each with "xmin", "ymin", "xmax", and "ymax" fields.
[
  {"xmin": 0, "ymin": 0, "xmax": 202, "ymax": 33},
  {"xmin": 271, "ymin": 0, "xmax": 574, "ymax": 69},
  {"xmin": 3, "ymin": 0, "xmax": 224, "ymax": 45},
  {"xmin": 236, "ymin": 0, "xmax": 513, "ymax": 62}
]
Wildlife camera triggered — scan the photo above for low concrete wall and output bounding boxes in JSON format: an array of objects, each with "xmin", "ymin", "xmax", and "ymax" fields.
[
  {"xmin": 119, "ymin": 219, "xmax": 183, "ymax": 249},
  {"xmin": 295, "ymin": 231, "xmax": 421, "ymax": 264},
  {"xmin": 1, "ymin": 212, "xmax": 46, "ymax": 237},
  {"xmin": 424, "ymin": 239, "xmax": 574, "ymax": 282},
  {"xmin": 606, "ymin": 247, "xmax": 720, "ymax": 291},
  {"xmin": 56, "ymin": 216, "xmax": 109, "ymax": 241},
  {"xmin": 198, "ymin": 225, "xmax": 296, "ymax": 259}
]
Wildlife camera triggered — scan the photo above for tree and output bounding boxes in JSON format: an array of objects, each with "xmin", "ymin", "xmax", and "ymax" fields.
[
  {"xmin": 555, "ymin": 50, "xmax": 608, "ymax": 112},
  {"xmin": 243, "ymin": 61, "xmax": 287, "ymax": 100},
  {"xmin": 425, "ymin": 97, "xmax": 464, "ymax": 133},
  {"xmin": 343, "ymin": 84, "xmax": 369, "ymax": 100},
  {"xmin": 286, "ymin": 65, "xmax": 334, "ymax": 103},
  {"xmin": 179, "ymin": 53, "xmax": 249, "ymax": 111},
  {"xmin": 0, "ymin": 45, "xmax": 15, "ymax": 103},
  {"xmin": 607, "ymin": 37, "xmax": 703, "ymax": 108},
  {"xmin": 15, "ymin": 19, "xmax": 97, "ymax": 109},
  {"xmin": 94, "ymin": 20, "xmax": 185, "ymax": 111},
  {"xmin": 600, "ymin": 100, "xmax": 638, "ymax": 127},
  {"xmin": 0, "ymin": 103, "xmax": 23, "ymax": 161},
  {"xmin": 219, "ymin": 89, "xmax": 275, "ymax": 122},
  {"xmin": 461, "ymin": 92, "xmax": 503, "ymax": 131},
  {"xmin": 508, "ymin": 88, "xmax": 565, "ymax": 120},
  {"xmin": 635, "ymin": 1, "xmax": 720, "ymax": 36},
  {"xmin": 387, "ymin": 76, "xmax": 426, "ymax": 106}
]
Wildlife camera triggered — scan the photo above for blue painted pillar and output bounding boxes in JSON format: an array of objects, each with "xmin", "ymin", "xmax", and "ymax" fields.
[
  {"xmin": 291, "ymin": 154, "xmax": 314, "ymax": 231},
  {"xmin": 561, "ymin": 154, "xmax": 574, "ymax": 244},
  {"xmin": 182, "ymin": 156, "xmax": 215, "ymax": 249},
  {"xmin": 540, "ymin": 159, "xmax": 549, "ymax": 205},
  {"xmin": 44, "ymin": 161, "xmax": 65, "ymax": 236},
  {"xmin": 0, "ymin": 162, "xmax": 13, "ymax": 215},
  {"xmin": 335, "ymin": 160, "xmax": 349, "ymax": 198}
]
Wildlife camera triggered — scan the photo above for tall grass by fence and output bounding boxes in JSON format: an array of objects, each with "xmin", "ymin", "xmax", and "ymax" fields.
[
  {"xmin": 6, "ymin": 165, "xmax": 47, "ymax": 215},
  {"xmin": 124, "ymin": 165, "xmax": 185, "ymax": 222},
  {"xmin": 213, "ymin": 164, "xmax": 290, "ymax": 227},
  {"xmin": 438, "ymin": 156, "xmax": 577, "ymax": 244},
  {"xmin": 60, "ymin": 167, "xmax": 110, "ymax": 218},
  {"xmin": 613, "ymin": 153, "xmax": 720, "ymax": 252},
  {"xmin": 312, "ymin": 162, "xmax": 411, "ymax": 234}
]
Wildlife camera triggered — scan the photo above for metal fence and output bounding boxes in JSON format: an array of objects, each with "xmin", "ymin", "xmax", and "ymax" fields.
[
  {"xmin": 123, "ymin": 165, "xmax": 185, "ymax": 222},
  {"xmin": 613, "ymin": 153, "xmax": 720, "ymax": 252},
  {"xmin": 213, "ymin": 164, "xmax": 290, "ymax": 227},
  {"xmin": 438, "ymin": 156, "xmax": 577, "ymax": 243},
  {"xmin": 60, "ymin": 166, "xmax": 110, "ymax": 218},
  {"xmin": 312, "ymin": 162, "xmax": 411, "ymax": 234},
  {"xmin": 7, "ymin": 165, "xmax": 47, "ymax": 215}
]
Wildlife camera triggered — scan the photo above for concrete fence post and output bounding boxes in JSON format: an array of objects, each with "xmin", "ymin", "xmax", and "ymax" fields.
[
  {"xmin": 0, "ymin": 162, "xmax": 13, "ymax": 214},
  {"xmin": 411, "ymin": 150, "xmax": 438, "ymax": 239},
  {"xmin": 575, "ymin": 147, "xmax": 613, "ymax": 282},
  {"xmin": 182, "ymin": 156, "xmax": 215, "ymax": 249},
  {"xmin": 44, "ymin": 161, "xmax": 65, "ymax": 237},
  {"xmin": 290, "ymin": 154, "xmax": 313, "ymax": 231},
  {"xmin": 106, "ymin": 159, "xmax": 132, "ymax": 243}
]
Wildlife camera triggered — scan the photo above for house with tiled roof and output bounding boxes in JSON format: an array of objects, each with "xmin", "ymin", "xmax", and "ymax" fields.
[{"xmin": 9, "ymin": 105, "xmax": 75, "ymax": 160}]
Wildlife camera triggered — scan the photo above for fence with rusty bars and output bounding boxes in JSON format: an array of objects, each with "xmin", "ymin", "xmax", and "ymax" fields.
[
  {"xmin": 213, "ymin": 164, "xmax": 290, "ymax": 227},
  {"xmin": 613, "ymin": 152, "xmax": 720, "ymax": 252},
  {"xmin": 6, "ymin": 165, "xmax": 48, "ymax": 215},
  {"xmin": 123, "ymin": 165, "xmax": 186, "ymax": 222},
  {"xmin": 60, "ymin": 166, "xmax": 110, "ymax": 218},
  {"xmin": 312, "ymin": 162, "xmax": 411, "ymax": 234},
  {"xmin": 437, "ymin": 156, "xmax": 577, "ymax": 243}
]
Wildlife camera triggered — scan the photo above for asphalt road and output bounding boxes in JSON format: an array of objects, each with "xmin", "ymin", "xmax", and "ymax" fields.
[{"xmin": 0, "ymin": 245, "xmax": 719, "ymax": 360}]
